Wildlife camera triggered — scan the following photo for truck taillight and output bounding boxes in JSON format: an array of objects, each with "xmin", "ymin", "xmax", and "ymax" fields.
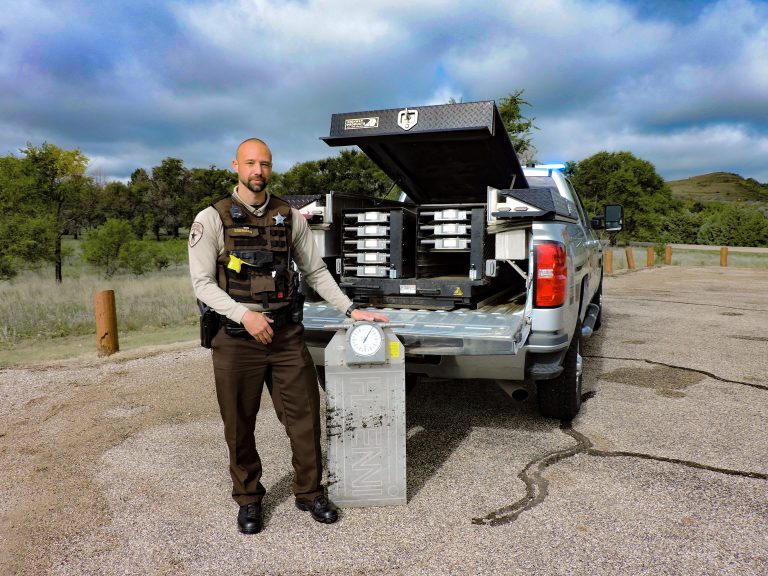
[{"xmin": 535, "ymin": 242, "xmax": 567, "ymax": 307}]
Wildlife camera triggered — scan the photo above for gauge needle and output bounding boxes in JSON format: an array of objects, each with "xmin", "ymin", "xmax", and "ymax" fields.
[{"xmin": 362, "ymin": 326, "xmax": 372, "ymax": 343}]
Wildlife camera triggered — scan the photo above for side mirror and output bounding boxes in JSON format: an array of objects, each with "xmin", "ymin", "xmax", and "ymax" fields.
[{"xmin": 604, "ymin": 204, "xmax": 623, "ymax": 232}]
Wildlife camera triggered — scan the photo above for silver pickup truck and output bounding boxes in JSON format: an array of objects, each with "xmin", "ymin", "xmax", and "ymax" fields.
[{"xmin": 296, "ymin": 101, "xmax": 621, "ymax": 420}]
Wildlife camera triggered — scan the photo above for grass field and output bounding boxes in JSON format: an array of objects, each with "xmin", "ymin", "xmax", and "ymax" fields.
[{"xmin": 0, "ymin": 262, "xmax": 199, "ymax": 364}]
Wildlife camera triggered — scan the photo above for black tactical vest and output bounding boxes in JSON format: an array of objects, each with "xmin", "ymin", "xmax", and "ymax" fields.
[{"xmin": 213, "ymin": 194, "xmax": 296, "ymax": 308}]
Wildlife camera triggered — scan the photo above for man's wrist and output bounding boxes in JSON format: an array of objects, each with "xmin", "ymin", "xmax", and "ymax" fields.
[{"xmin": 345, "ymin": 304, "xmax": 358, "ymax": 318}]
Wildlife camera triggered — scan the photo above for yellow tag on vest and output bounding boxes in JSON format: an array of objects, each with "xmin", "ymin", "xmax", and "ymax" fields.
[
  {"xmin": 227, "ymin": 254, "xmax": 244, "ymax": 273},
  {"xmin": 231, "ymin": 227, "xmax": 258, "ymax": 236}
]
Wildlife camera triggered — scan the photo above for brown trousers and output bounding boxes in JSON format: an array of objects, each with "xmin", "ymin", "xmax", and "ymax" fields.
[{"xmin": 211, "ymin": 323, "xmax": 323, "ymax": 506}]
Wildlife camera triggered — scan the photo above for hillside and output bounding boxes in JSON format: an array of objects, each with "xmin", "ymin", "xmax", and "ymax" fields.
[{"xmin": 667, "ymin": 172, "xmax": 768, "ymax": 209}]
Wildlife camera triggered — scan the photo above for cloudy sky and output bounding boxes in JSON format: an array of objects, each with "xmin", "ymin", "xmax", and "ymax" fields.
[{"xmin": 1, "ymin": 0, "xmax": 767, "ymax": 183}]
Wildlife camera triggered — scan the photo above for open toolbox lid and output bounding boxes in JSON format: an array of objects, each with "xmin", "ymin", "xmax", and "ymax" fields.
[{"xmin": 322, "ymin": 101, "xmax": 528, "ymax": 204}]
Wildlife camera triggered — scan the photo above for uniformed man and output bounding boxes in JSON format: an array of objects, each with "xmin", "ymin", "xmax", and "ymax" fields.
[{"xmin": 188, "ymin": 138, "xmax": 388, "ymax": 534}]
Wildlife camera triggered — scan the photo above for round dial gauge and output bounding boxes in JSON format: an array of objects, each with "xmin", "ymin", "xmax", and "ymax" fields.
[{"xmin": 348, "ymin": 323, "xmax": 383, "ymax": 356}]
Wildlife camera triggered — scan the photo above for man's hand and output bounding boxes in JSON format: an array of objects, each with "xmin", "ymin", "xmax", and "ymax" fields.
[
  {"xmin": 350, "ymin": 308, "xmax": 390, "ymax": 323},
  {"xmin": 241, "ymin": 310, "xmax": 275, "ymax": 344}
]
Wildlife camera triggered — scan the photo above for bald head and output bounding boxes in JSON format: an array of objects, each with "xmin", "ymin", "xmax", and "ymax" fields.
[{"xmin": 236, "ymin": 137, "xmax": 271, "ymax": 160}]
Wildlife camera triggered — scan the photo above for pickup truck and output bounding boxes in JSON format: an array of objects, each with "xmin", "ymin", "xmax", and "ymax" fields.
[{"xmin": 295, "ymin": 101, "xmax": 621, "ymax": 420}]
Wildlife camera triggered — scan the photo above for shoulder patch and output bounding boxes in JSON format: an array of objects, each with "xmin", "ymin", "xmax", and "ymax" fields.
[{"xmin": 189, "ymin": 222, "xmax": 204, "ymax": 247}]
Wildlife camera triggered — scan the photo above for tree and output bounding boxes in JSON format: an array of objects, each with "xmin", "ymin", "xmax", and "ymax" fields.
[
  {"xmin": 659, "ymin": 208, "xmax": 704, "ymax": 244},
  {"xmin": 129, "ymin": 168, "xmax": 154, "ymax": 238},
  {"xmin": 82, "ymin": 218, "xmax": 137, "ymax": 277},
  {"xmin": 188, "ymin": 166, "xmax": 237, "ymax": 218},
  {"xmin": 696, "ymin": 205, "xmax": 768, "ymax": 247},
  {"xmin": 497, "ymin": 89, "xmax": 538, "ymax": 163},
  {"xmin": 270, "ymin": 150, "xmax": 392, "ymax": 198},
  {"xmin": 570, "ymin": 151, "xmax": 677, "ymax": 241},
  {"xmin": 21, "ymin": 142, "xmax": 92, "ymax": 282},
  {"xmin": 0, "ymin": 155, "xmax": 56, "ymax": 279},
  {"xmin": 147, "ymin": 158, "xmax": 191, "ymax": 239}
]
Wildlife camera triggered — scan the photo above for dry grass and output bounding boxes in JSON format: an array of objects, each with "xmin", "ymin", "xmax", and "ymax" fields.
[{"xmin": 0, "ymin": 266, "xmax": 198, "ymax": 348}]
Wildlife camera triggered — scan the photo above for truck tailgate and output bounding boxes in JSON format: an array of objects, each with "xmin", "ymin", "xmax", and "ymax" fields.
[{"xmin": 302, "ymin": 301, "xmax": 530, "ymax": 356}]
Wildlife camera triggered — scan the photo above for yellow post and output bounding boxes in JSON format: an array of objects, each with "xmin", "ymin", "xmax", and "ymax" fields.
[
  {"xmin": 94, "ymin": 290, "xmax": 119, "ymax": 357},
  {"xmin": 646, "ymin": 247, "xmax": 655, "ymax": 268},
  {"xmin": 664, "ymin": 245, "xmax": 672, "ymax": 265},
  {"xmin": 720, "ymin": 246, "xmax": 728, "ymax": 267},
  {"xmin": 605, "ymin": 250, "xmax": 613, "ymax": 274},
  {"xmin": 625, "ymin": 247, "xmax": 636, "ymax": 271}
]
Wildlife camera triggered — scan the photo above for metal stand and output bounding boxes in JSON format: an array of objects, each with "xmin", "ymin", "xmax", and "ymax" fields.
[{"xmin": 324, "ymin": 322, "xmax": 406, "ymax": 507}]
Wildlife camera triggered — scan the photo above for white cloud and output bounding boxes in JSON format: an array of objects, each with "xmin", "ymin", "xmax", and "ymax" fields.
[{"xmin": 0, "ymin": 0, "xmax": 766, "ymax": 182}]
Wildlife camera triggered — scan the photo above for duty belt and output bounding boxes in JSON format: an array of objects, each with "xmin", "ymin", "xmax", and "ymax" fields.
[{"xmin": 224, "ymin": 307, "xmax": 293, "ymax": 338}]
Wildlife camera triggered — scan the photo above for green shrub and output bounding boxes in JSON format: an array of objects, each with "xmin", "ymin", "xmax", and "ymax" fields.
[{"xmin": 82, "ymin": 219, "xmax": 136, "ymax": 277}]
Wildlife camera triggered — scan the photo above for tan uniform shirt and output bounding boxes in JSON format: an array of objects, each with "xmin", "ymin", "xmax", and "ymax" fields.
[{"xmin": 189, "ymin": 190, "xmax": 352, "ymax": 323}]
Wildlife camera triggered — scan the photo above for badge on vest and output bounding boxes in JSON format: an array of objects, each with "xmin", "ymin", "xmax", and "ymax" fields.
[{"xmin": 273, "ymin": 213, "xmax": 286, "ymax": 225}]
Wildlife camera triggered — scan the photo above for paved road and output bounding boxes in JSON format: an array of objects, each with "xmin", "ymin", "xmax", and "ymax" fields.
[{"xmin": 1, "ymin": 267, "xmax": 766, "ymax": 575}]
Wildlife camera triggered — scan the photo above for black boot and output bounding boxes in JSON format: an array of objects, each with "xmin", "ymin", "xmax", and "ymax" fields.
[
  {"xmin": 295, "ymin": 495, "xmax": 339, "ymax": 524},
  {"xmin": 237, "ymin": 502, "xmax": 262, "ymax": 534}
]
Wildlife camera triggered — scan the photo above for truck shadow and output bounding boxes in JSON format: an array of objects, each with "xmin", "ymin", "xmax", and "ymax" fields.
[{"xmin": 405, "ymin": 378, "xmax": 542, "ymax": 501}]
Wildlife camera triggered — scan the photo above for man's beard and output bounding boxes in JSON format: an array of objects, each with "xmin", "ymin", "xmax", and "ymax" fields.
[{"xmin": 242, "ymin": 176, "xmax": 268, "ymax": 194}]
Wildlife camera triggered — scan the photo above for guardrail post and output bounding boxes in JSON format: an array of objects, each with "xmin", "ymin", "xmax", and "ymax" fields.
[
  {"xmin": 664, "ymin": 245, "xmax": 672, "ymax": 265},
  {"xmin": 625, "ymin": 247, "xmax": 636, "ymax": 271},
  {"xmin": 94, "ymin": 290, "xmax": 119, "ymax": 357},
  {"xmin": 646, "ymin": 247, "xmax": 654, "ymax": 268},
  {"xmin": 605, "ymin": 250, "xmax": 613, "ymax": 274},
  {"xmin": 720, "ymin": 247, "xmax": 728, "ymax": 267}
]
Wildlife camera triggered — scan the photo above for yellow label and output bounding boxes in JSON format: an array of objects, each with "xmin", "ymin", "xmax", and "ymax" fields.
[
  {"xmin": 389, "ymin": 341, "xmax": 401, "ymax": 359},
  {"xmin": 453, "ymin": 287, "xmax": 464, "ymax": 296},
  {"xmin": 231, "ymin": 227, "xmax": 257, "ymax": 235},
  {"xmin": 227, "ymin": 254, "xmax": 244, "ymax": 273}
]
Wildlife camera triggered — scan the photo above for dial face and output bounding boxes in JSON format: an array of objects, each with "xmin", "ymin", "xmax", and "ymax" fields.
[{"xmin": 348, "ymin": 323, "xmax": 383, "ymax": 357}]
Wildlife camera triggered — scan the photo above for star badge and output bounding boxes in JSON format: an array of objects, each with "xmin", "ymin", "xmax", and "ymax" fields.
[{"xmin": 273, "ymin": 213, "xmax": 286, "ymax": 225}]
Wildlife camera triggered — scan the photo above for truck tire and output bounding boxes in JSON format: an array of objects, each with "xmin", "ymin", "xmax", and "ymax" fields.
[{"xmin": 537, "ymin": 320, "xmax": 583, "ymax": 421}]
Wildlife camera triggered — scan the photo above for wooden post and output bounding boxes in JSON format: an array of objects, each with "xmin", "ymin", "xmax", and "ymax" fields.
[
  {"xmin": 605, "ymin": 250, "xmax": 613, "ymax": 275},
  {"xmin": 94, "ymin": 290, "xmax": 119, "ymax": 357},
  {"xmin": 720, "ymin": 246, "xmax": 728, "ymax": 267},
  {"xmin": 664, "ymin": 245, "xmax": 672, "ymax": 265},
  {"xmin": 625, "ymin": 247, "xmax": 636, "ymax": 271},
  {"xmin": 646, "ymin": 247, "xmax": 655, "ymax": 268}
]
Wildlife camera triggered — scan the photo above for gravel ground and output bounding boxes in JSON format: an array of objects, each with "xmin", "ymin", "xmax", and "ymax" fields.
[{"xmin": 1, "ymin": 266, "xmax": 766, "ymax": 575}]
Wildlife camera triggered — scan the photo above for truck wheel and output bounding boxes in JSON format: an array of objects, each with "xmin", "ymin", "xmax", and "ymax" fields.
[{"xmin": 537, "ymin": 320, "xmax": 583, "ymax": 421}]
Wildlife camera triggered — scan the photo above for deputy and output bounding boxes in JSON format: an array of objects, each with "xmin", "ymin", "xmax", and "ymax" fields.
[{"xmin": 188, "ymin": 137, "xmax": 388, "ymax": 534}]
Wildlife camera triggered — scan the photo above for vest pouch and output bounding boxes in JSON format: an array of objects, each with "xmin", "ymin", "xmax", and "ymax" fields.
[
  {"xmin": 267, "ymin": 226, "xmax": 289, "ymax": 250},
  {"xmin": 249, "ymin": 273, "xmax": 276, "ymax": 298}
]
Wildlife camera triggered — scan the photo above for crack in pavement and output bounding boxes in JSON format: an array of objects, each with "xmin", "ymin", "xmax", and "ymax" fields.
[
  {"xmin": 470, "ymin": 422, "xmax": 592, "ymax": 527},
  {"xmin": 472, "ymin": 414, "xmax": 767, "ymax": 527},
  {"xmin": 583, "ymin": 355, "xmax": 768, "ymax": 391}
]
